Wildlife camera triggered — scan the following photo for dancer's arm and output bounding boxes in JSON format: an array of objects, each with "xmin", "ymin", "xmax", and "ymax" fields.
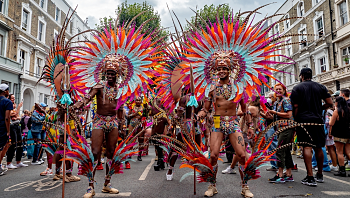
[{"xmin": 73, "ymin": 87, "xmax": 99, "ymax": 109}]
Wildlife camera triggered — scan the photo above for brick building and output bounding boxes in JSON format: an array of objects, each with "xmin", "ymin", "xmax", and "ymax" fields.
[
  {"xmin": 0, "ymin": 0, "xmax": 90, "ymax": 111},
  {"xmin": 267, "ymin": 0, "xmax": 338, "ymax": 94}
]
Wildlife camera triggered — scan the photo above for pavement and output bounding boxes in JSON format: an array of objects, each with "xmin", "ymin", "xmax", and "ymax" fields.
[{"xmin": 1, "ymin": 147, "xmax": 350, "ymax": 198}]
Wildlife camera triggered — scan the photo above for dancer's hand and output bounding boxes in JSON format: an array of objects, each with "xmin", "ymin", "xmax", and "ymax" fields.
[{"xmin": 247, "ymin": 128, "xmax": 254, "ymax": 139}]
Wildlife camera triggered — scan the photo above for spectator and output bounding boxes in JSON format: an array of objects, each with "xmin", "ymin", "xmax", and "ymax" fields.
[
  {"xmin": 324, "ymin": 108, "xmax": 338, "ymax": 172},
  {"xmin": 290, "ymin": 68, "xmax": 333, "ymax": 186},
  {"xmin": 31, "ymin": 103, "xmax": 47, "ymax": 165},
  {"xmin": 267, "ymin": 83, "xmax": 294, "ymax": 183},
  {"xmin": 6, "ymin": 99, "xmax": 27, "ymax": 169},
  {"xmin": 21, "ymin": 110, "xmax": 32, "ymax": 158},
  {"xmin": 264, "ymin": 93, "xmax": 278, "ymax": 171},
  {"xmin": 340, "ymin": 88, "xmax": 350, "ymax": 106},
  {"xmin": 0, "ymin": 84, "xmax": 13, "ymax": 175},
  {"xmin": 329, "ymin": 97, "xmax": 350, "ymax": 177}
]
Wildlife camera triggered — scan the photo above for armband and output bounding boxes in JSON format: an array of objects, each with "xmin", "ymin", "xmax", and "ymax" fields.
[
  {"xmin": 204, "ymin": 97, "xmax": 213, "ymax": 102},
  {"xmin": 201, "ymin": 108, "xmax": 209, "ymax": 114}
]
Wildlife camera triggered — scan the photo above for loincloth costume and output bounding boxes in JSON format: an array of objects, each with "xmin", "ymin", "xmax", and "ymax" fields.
[
  {"xmin": 212, "ymin": 116, "xmax": 242, "ymax": 135},
  {"xmin": 92, "ymin": 114, "xmax": 118, "ymax": 132}
]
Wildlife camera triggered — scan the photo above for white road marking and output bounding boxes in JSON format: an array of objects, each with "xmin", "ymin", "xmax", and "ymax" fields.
[
  {"xmin": 298, "ymin": 167, "xmax": 350, "ymax": 185},
  {"xmin": 138, "ymin": 158, "xmax": 155, "ymax": 181},
  {"xmin": 95, "ymin": 192, "xmax": 132, "ymax": 197},
  {"xmin": 322, "ymin": 191, "xmax": 350, "ymax": 196}
]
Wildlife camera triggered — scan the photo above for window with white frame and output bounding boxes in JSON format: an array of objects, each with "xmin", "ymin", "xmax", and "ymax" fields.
[
  {"xmin": 55, "ymin": 7, "xmax": 60, "ymax": 22},
  {"xmin": 342, "ymin": 46, "xmax": 350, "ymax": 65},
  {"xmin": 22, "ymin": 9, "xmax": 29, "ymax": 31},
  {"xmin": 319, "ymin": 57, "xmax": 326, "ymax": 73},
  {"xmin": 300, "ymin": 28, "xmax": 307, "ymax": 48},
  {"xmin": 286, "ymin": 39, "xmax": 292, "ymax": 57},
  {"xmin": 19, "ymin": 49, "xmax": 27, "ymax": 70},
  {"xmin": 70, "ymin": 21, "xmax": 74, "ymax": 34},
  {"xmin": 54, "ymin": 29, "xmax": 58, "ymax": 41},
  {"xmin": 288, "ymin": 73, "xmax": 293, "ymax": 85},
  {"xmin": 39, "ymin": 0, "xmax": 45, "ymax": 8},
  {"xmin": 44, "ymin": 94, "xmax": 48, "ymax": 105},
  {"xmin": 339, "ymin": 1, "xmax": 348, "ymax": 26},
  {"xmin": 38, "ymin": 21, "xmax": 44, "ymax": 41},
  {"xmin": 299, "ymin": 2, "xmax": 304, "ymax": 17},
  {"xmin": 285, "ymin": 15, "xmax": 290, "ymax": 29},
  {"xmin": 36, "ymin": 57, "xmax": 43, "ymax": 76},
  {"xmin": 275, "ymin": 24, "xmax": 279, "ymax": 36},
  {"xmin": 316, "ymin": 18, "xmax": 324, "ymax": 38},
  {"xmin": 77, "ymin": 28, "xmax": 81, "ymax": 40}
]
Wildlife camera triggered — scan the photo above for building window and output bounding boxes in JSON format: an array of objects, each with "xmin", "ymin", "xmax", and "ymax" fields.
[
  {"xmin": 342, "ymin": 46, "xmax": 350, "ymax": 65},
  {"xmin": 22, "ymin": 9, "xmax": 29, "ymax": 31},
  {"xmin": 70, "ymin": 21, "xmax": 73, "ymax": 34},
  {"xmin": 0, "ymin": 35, "xmax": 3, "ymax": 55},
  {"xmin": 300, "ymin": 29, "xmax": 307, "ymax": 48},
  {"xmin": 316, "ymin": 18, "xmax": 324, "ymax": 38},
  {"xmin": 289, "ymin": 73, "xmax": 293, "ymax": 85},
  {"xmin": 40, "ymin": 0, "xmax": 45, "ymax": 8},
  {"xmin": 299, "ymin": 2, "xmax": 304, "ymax": 17},
  {"xmin": 286, "ymin": 39, "xmax": 292, "ymax": 57},
  {"xmin": 19, "ymin": 49, "xmax": 27, "ymax": 70},
  {"xmin": 44, "ymin": 94, "xmax": 48, "ymax": 105},
  {"xmin": 0, "ymin": 0, "xmax": 3, "ymax": 13},
  {"xmin": 339, "ymin": 1, "xmax": 348, "ymax": 26},
  {"xmin": 36, "ymin": 57, "xmax": 43, "ymax": 77},
  {"xmin": 55, "ymin": 7, "xmax": 60, "ymax": 22},
  {"xmin": 77, "ymin": 28, "xmax": 81, "ymax": 40},
  {"xmin": 13, "ymin": 83, "xmax": 19, "ymax": 104},
  {"xmin": 319, "ymin": 57, "xmax": 326, "ymax": 73},
  {"xmin": 275, "ymin": 24, "xmax": 279, "ymax": 36},
  {"xmin": 38, "ymin": 21, "xmax": 44, "ymax": 41},
  {"xmin": 285, "ymin": 15, "xmax": 290, "ymax": 29}
]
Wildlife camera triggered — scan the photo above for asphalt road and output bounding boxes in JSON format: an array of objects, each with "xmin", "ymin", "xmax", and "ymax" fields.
[{"xmin": 1, "ymin": 147, "xmax": 350, "ymax": 198}]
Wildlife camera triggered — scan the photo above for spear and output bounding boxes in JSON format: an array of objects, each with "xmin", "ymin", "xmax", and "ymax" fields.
[{"xmin": 186, "ymin": 63, "xmax": 198, "ymax": 195}]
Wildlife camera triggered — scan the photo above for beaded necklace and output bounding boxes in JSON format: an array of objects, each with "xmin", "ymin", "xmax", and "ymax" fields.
[
  {"xmin": 216, "ymin": 83, "xmax": 232, "ymax": 100},
  {"xmin": 104, "ymin": 82, "xmax": 118, "ymax": 101}
]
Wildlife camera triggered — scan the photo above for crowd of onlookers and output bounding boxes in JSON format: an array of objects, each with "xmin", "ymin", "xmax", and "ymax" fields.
[
  {"xmin": 222, "ymin": 68, "xmax": 350, "ymax": 186},
  {"xmin": 0, "ymin": 83, "xmax": 55, "ymax": 175}
]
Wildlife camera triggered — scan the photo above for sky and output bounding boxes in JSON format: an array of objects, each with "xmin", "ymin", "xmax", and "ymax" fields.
[{"xmin": 65, "ymin": 0, "xmax": 285, "ymax": 30}]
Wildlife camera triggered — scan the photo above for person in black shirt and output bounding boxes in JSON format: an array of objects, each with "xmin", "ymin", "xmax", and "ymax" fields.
[
  {"xmin": 290, "ymin": 68, "xmax": 333, "ymax": 186},
  {"xmin": 340, "ymin": 88, "xmax": 350, "ymax": 107}
]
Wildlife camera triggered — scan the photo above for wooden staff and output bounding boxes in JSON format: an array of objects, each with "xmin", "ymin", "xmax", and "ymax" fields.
[
  {"xmin": 62, "ymin": 110, "xmax": 67, "ymax": 198},
  {"xmin": 190, "ymin": 64, "xmax": 196, "ymax": 195}
]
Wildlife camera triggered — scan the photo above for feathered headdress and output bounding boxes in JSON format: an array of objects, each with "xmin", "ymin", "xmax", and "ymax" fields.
[
  {"xmin": 70, "ymin": 18, "xmax": 165, "ymax": 108},
  {"xmin": 181, "ymin": 4, "xmax": 301, "ymax": 102}
]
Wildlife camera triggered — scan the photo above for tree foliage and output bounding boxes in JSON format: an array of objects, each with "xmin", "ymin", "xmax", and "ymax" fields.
[
  {"xmin": 95, "ymin": 1, "xmax": 168, "ymax": 41},
  {"xmin": 187, "ymin": 4, "xmax": 241, "ymax": 30}
]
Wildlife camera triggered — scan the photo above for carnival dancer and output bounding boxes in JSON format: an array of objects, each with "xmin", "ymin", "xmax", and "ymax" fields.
[
  {"xmin": 127, "ymin": 97, "xmax": 144, "ymax": 162},
  {"xmin": 74, "ymin": 57, "xmax": 124, "ymax": 197},
  {"xmin": 198, "ymin": 57, "xmax": 254, "ymax": 197},
  {"xmin": 166, "ymin": 91, "xmax": 203, "ymax": 180},
  {"xmin": 149, "ymin": 98, "xmax": 171, "ymax": 171}
]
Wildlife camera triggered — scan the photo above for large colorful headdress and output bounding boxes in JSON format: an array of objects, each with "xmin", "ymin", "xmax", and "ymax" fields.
[
  {"xmin": 70, "ymin": 21, "xmax": 164, "ymax": 107},
  {"xmin": 182, "ymin": 4, "xmax": 299, "ymax": 102}
]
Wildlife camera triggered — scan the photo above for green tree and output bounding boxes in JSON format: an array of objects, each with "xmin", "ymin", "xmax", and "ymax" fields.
[
  {"xmin": 187, "ymin": 4, "xmax": 241, "ymax": 30},
  {"xmin": 95, "ymin": 1, "xmax": 168, "ymax": 42}
]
